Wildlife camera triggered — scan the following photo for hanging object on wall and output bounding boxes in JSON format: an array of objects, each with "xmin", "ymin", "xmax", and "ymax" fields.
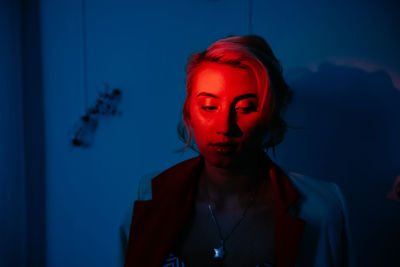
[{"xmin": 69, "ymin": 84, "xmax": 122, "ymax": 149}]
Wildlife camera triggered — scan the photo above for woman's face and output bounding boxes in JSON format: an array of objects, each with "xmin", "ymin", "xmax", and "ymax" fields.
[{"xmin": 189, "ymin": 62, "xmax": 268, "ymax": 169}]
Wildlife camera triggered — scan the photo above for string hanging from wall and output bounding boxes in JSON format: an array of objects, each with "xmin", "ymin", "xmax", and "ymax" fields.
[
  {"xmin": 69, "ymin": 0, "xmax": 122, "ymax": 149},
  {"xmin": 248, "ymin": 0, "xmax": 253, "ymax": 34},
  {"xmin": 82, "ymin": 0, "xmax": 88, "ymax": 112}
]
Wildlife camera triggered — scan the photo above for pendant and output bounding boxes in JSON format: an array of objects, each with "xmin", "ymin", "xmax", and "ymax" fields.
[{"xmin": 213, "ymin": 240, "xmax": 225, "ymax": 259}]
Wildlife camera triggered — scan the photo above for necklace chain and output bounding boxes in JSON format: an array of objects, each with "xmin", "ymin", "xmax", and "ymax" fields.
[{"xmin": 205, "ymin": 178, "xmax": 260, "ymax": 259}]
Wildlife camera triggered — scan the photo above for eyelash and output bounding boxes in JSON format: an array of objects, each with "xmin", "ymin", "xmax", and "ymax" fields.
[
  {"xmin": 201, "ymin": 106, "xmax": 256, "ymax": 113},
  {"xmin": 201, "ymin": 106, "xmax": 218, "ymax": 112},
  {"xmin": 236, "ymin": 106, "xmax": 256, "ymax": 113}
]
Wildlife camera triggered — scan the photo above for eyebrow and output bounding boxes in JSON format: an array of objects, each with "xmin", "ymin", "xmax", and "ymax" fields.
[{"xmin": 196, "ymin": 92, "xmax": 257, "ymax": 101}]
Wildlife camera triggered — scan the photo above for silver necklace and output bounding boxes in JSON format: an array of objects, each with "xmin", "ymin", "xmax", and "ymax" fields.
[{"xmin": 205, "ymin": 179, "xmax": 260, "ymax": 260}]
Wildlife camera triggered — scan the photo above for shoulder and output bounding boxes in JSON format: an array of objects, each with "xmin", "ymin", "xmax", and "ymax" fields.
[
  {"xmin": 285, "ymin": 172, "xmax": 356, "ymax": 266},
  {"xmin": 121, "ymin": 170, "xmax": 161, "ymax": 225},
  {"xmin": 135, "ymin": 171, "xmax": 161, "ymax": 201},
  {"xmin": 119, "ymin": 171, "xmax": 161, "ymax": 252},
  {"xmin": 286, "ymin": 172, "xmax": 347, "ymax": 226},
  {"xmin": 120, "ymin": 156, "xmax": 200, "ymax": 238}
]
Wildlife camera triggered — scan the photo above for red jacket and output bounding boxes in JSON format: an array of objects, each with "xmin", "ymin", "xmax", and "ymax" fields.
[{"xmin": 124, "ymin": 154, "xmax": 307, "ymax": 267}]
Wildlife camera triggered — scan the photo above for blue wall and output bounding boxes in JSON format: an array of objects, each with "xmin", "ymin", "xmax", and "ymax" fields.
[
  {"xmin": 0, "ymin": 1, "xmax": 26, "ymax": 266},
  {"xmin": 2, "ymin": 0, "xmax": 399, "ymax": 266}
]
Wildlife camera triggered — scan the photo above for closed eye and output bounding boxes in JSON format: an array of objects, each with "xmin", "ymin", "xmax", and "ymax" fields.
[
  {"xmin": 201, "ymin": 106, "xmax": 218, "ymax": 111},
  {"xmin": 235, "ymin": 106, "xmax": 257, "ymax": 113}
]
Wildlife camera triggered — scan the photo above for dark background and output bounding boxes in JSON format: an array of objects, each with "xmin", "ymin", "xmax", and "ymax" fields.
[{"xmin": 1, "ymin": 0, "xmax": 399, "ymax": 266}]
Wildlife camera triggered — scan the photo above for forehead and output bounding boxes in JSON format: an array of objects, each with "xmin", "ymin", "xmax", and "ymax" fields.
[{"xmin": 192, "ymin": 62, "xmax": 258, "ymax": 97}]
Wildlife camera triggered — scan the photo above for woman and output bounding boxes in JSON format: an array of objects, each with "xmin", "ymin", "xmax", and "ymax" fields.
[{"xmin": 120, "ymin": 35, "xmax": 354, "ymax": 267}]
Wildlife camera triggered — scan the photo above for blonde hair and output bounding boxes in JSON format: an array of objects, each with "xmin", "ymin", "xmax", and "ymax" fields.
[{"xmin": 178, "ymin": 35, "xmax": 292, "ymax": 152}]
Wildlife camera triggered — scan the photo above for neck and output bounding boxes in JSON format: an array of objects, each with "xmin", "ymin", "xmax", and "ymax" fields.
[{"xmin": 199, "ymin": 152, "xmax": 266, "ymax": 211}]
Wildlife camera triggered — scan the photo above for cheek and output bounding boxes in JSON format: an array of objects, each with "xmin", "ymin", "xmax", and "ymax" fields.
[
  {"xmin": 237, "ymin": 118, "xmax": 267, "ymax": 152},
  {"xmin": 189, "ymin": 104, "xmax": 201, "ymax": 131},
  {"xmin": 237, "ymin": 116, "xmax": 265, "ymax": 139},
  {"xmin": 189, "ymin": 105, "xmax": 210, "ymax": 144}
]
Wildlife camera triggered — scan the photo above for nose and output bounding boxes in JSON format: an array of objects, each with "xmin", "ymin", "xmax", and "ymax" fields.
[
  {"xmin": 216, "ymin": 106, "xmax": 241, "ymax": 137},
  {"xmin": 216, "ymin": 115, "xmax": 229, "ymax": 135}
]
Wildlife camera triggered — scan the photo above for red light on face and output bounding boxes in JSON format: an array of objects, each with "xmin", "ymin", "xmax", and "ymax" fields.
[
  {"xmin": 189, "ymin": 62, "xmax": 268, "ymax": 169},
  {"xmin": 210, "ymin": 143, "xmax": 238, "ymax": 155}
]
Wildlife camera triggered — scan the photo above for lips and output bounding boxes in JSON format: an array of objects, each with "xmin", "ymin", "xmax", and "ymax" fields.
[{"xmin": 210, "ymin": 142, "xmax": 238, "ymax": 154}]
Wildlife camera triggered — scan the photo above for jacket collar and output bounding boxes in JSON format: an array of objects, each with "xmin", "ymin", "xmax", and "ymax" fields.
[
  {"xmin": 125, "ymin": 154, "xmax": 305, "ymax": 267},
  {"xmin": 264, "ymin": 154, "xmax": 306, "ymax": 267}
]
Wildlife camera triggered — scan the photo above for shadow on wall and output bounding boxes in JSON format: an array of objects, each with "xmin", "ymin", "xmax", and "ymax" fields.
[{"xmin": 276, "ymin": 62, "xmax": 400, "ymax": 267}]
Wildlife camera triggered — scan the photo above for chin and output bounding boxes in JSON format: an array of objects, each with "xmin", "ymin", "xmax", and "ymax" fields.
[
  {"xmin": 209, "ymin": 159, "xmax": 234, "ymax": 169},
  {"xmin": 199, "ymin": 145, "xmax": 258, "ymax": 170},
  {"xmin": 203, "ymin": 153, "xmax": 242, "ymax": 170}
]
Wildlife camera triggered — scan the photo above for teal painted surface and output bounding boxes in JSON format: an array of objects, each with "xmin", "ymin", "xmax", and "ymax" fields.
[{"xmin": 4, "ymin": 0, "xmax": 397, "ymax": 266}]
